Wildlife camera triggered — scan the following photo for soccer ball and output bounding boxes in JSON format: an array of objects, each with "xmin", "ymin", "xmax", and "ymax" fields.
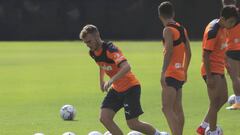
[
  {"xmin": 103, "ymin": 131, "xmax": 112, "ymax": 135},
  {"xmin": 60, "ymin": 104, "xmax": 76, "ymax": 120},
  {"xmin": 228, "ymin": 94, "xmax": 236, "ymax": 105},
  {"xmin": 88, "ymin": 131, "xmax": 103, "ymax": 135},
  {"xmin": 205, "ymin": 126, "xmax": 223, "ymax": 135},
  {"xmin": 127, "ymin": 131, "xmax": 142, "ymax": 135},
  {"xmin": 159, "ymin": 131, "xmax": 170, "ymax": 135},
  {"xmin": 34, "ymin": 133, "xmax": 44, "ymax": 135},
  {"xmin": 62, "ymin": 132, "xmax": 76, "ymax": 135}
]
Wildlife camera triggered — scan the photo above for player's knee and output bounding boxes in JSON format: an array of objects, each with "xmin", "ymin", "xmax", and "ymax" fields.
[
  {"xmin": 210, "ymin": 97, "xmax": 222, "ymax": 110},
  {"xmin": 221, "ymin": 95, "xmax": 228, "ymax": 105},
  {"xmin": 127, "ymin": 120, "xmax": 140, "ymax": 131},
  {"xmin": 162, "ymin": 105, "xmax": 173, "ymax": 114},
  {"xmin": 175, "ymin": 104, "xmax": 183, "ymax": 113},
  {"xmin": 99, "ymin": 114, "xmax": 112, "ymax": 124}
]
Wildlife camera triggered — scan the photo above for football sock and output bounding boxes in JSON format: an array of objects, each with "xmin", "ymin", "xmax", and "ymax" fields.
[
  {"xmin": 154, "ymin": 129, "xmax": 161, "ymax": 135},
  {"xmin": 209, "ymin": 130, "xmax": 218, "ymax": 135},
  {"xmin": 235, "ymin": 95, "xmax": 240, "ymax": 103},
  {"xmin": 200, "ymin": 121, "xmax": 209, "ymax": 129}
]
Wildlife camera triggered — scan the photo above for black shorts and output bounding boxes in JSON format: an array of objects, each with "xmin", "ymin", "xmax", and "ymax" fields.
[
  {"xmin": 101, "ymin": 85, "xmax": 143, "ymax": 120},
  {"xmin": 226, "ymin": 50, "xmax": 240, "ymax": 61},
  {"xmin": 202, "ymin": 73, "xmax": 225, "ymax": 82},
  {"xmin": 165, "ymin": 77, "xmax": 185, "ymax": 91}
]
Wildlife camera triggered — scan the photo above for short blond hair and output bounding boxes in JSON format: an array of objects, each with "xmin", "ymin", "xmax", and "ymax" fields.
[{"xmin": 80, "ymin": 24, "xmax": 99, "ymax": 39}]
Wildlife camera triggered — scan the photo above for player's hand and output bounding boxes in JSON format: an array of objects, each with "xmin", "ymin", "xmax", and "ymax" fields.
[
  {"xmin": 185, "ymin": 74, "xmax": 188, "ymax": 83},
  {"xmin": 100, "ymin": 81, "xmax": 105, "ymax": 92},
  {"xmin": 103, "ymin": 80, "xmax": 113, "ymax": 92},
  {"xmin": 207, "ymin": 75, "xmax": 215, "ymax": 89},
  {"xmin": 160, "ymin": 72, "xmax": 167, "ymax": 88}
]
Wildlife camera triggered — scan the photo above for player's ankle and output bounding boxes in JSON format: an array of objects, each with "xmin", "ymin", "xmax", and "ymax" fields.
[
  {"xmin": 235, "ymin": 95, "xmax": 240, "ymax": 103},
  {"xmin": 200, "ymin": 121, "xmax": 209, "ymax": 129}
]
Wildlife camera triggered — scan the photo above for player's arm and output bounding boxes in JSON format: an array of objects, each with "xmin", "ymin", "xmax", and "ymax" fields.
[
  {"xmin": 103, "ymin": 48, "xmax": 129, "ymax": 91},
  {"xmin": 161, "ymin": 27, "xmax": 173, "ymax": 86},
  {"xmin": 203, "ymin": 31, "xmax": 216, "ymax": 79},
  {"xmin": 203, "ymin": 28, "xmax": 217, "ymax": 88},
  {"xmin": 203, "ymin": 49, "xmax": 212, "ymax": 78},
  {"xmin": 203, "ymin": 49, "xmax": 216, "ymax": 88},
  {"xmin": 162, "ymin": 27, "xmax": 173, "ymax": 73},
  {"xmin": 183, "ymin": 30, "xmax": 192, "ymax": 75},
  {"xmin": 99, "ymin": 67, "xmax": 105, "ymax": 92},
  {"xmin": 111, "ymin": 61, "xmax": 130, "ymax": 84}
]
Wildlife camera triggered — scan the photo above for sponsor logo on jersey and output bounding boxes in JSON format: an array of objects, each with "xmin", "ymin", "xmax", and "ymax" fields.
[{"xmin": 101, "ymin": 65, "xmax": 113, "ymax": 71}]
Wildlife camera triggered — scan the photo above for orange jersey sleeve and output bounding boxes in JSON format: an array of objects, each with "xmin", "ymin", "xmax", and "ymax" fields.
[
  {"xmin": 106, "ymin": 48, "xmax": 127, "ymax": 66},
  {"xmin": 203, "ymin": 23, "xmax": 219, "ymax": 51}
]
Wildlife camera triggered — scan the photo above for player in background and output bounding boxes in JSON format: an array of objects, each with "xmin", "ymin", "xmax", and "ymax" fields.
[
  {"xmin": 80, "ymin": 24, "xmax": 163, "ymax": 135},
  {"xmin": 158, "ymin": 2, "xmax": 191, "ymax": 135},
  {"xmin": 196, "ymin": 6, "xmax": 238, "ymax": 135},
  {"xmin": 224, "ymin": 5, "xmax": 240, "ymax": 110},
  {"xmin": 222, "ymin": 0, "xmax": 240, "ymax": 110}
]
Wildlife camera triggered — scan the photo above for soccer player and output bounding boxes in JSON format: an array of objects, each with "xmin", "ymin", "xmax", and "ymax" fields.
[
  {"xmin": 80, "ymin": 24, "xmax": 162, "ymax": 135},
  {"xmin": 196, "ymin": 6, "xmax": 238, "ymax": 135},
  {"xmin": 224, "ymin": 6, "xmax": 240, "ymax": 110},
  {"xmin": 158, "ymin": 2, "xmax": 191, "ymax": 135}
]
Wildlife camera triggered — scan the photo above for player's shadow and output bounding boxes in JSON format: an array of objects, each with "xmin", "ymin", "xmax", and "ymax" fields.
[{"xmin": 63, "ymin": 120, "xmax": 79, "ymax": 122}]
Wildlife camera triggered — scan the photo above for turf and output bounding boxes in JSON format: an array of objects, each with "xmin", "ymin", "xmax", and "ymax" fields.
[{"xmin": 0, "ymin": 41, "xmax": 239, "ymax": 135}]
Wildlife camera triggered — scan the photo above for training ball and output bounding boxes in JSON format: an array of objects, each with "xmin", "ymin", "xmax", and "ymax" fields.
[
  {"xmin": 205, "ymin": 126, "xmax": 223, "ymax": 135},
  {"xmin": 62, "ymin": 132, "xmax": 76, "ymax": 135},
  {"xmin": 60, "ymin": 104, "xmax": 76, "ymax": 120},
  {"xmin": 159, "ymin": 131, "xmax": 170, "ymax": 135},
  {"xmin": 103, "ymin": 131, "xmax": 112, "ymax": 135},
  {"xmin": 127, "ymin": 131, "xmax": 142, "ymax": 135},
  {"xmin": 88, "ymin": 131, "xmax": 103, "ymax": 135},
  {"xmin": 34, "ymin": 133, "xmax": 44, "ymax": 135},
  {"xmin": 228, "ymin": 94, "xmax": 236, "ymax": 105}
]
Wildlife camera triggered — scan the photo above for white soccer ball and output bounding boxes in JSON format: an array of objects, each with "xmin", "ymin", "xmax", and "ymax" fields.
[
  {"xmin": 228, "ymin": 94, "xmax": 236, "ymax": 105},
  {"xmin": 127, "ymin": 131, "xmax": 142, "ymax": 135},
  {"xmin": 159, "ymin": 131, "xmax": 170, "ymax": 135},
  {"xmin": 62, "ymin": 132, "xmax": 76, "ymax": 135},
  {"xmin": 34, "ymin": 133, "xmax": 44, "ymax": 135},
  {"xmin": 88, "ymin": 131, "xmax": 103, "ymax": 135},
  {"xmin": 103, "ymin": 131, "xmax": 112, "ymax": 135},
  {"xmin": 205, "ymin": 126, "xmax": 223, "ymax": 135},
  {"xmin": 60, "ymin": 104, "xmax": 76, "ymax": 120}
]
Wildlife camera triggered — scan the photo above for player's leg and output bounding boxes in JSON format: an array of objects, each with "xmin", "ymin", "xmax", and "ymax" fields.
[
  {"xmin": 124, "ymin": 85, "xmax": 161, "ymax": 135},
  {"xmin": 100, "ymin": 89, "xmax": 124, "ymax": 135},
  {"xmin": 197, "ymin": 76, "xmax": 209, "ymax": 135},
  {"xmin": 127, "ymin": 117, "xmax": 160, "ymax": 135},
  {"xmin": 203, "ymin": 75, "xmax": 228, "ymax": 135},
  {"xmin": 218, "ymin": 75, "xmax": 228, "ymax": 109},
  {"xmin": 197, "ymin": 75, "xmax": 224, "ymax": 134},
  {"xmin": 227, "ymin": 57, "xmax": 240, "ymax": 96},
  {"xmin": 174, "ymin": 88, "xmax": 184, "ymax": 135},
  {"xmin": 162, "ymin": 86, "xmax": 181, "ymax": 135},
  {"xmin": 206, "ymin": 75, "xmax": 224, "ymax": 131},
  {"xmin": 226, "ymin": 57, "xmax": 240, "ymax": 109},
  {"xmin": 100, "ymin": 108, "xmax": 123, "ymax": 135}
]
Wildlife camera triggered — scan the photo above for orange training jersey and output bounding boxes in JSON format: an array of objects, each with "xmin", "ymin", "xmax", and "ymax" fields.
[
  {"xmin": 201, "ymin": 19, "xmax": 227, "ymax": 76},
  {"xmin": 163, "ymin": 22, "xmax": 188, "ymax": 81},
  {"xmin": 89, "ymin": 41, "xmax": 140, "ymax": 92},
  {"xmin": 226, "ymin": 21, "xmax": 240, "ymax": 51}
]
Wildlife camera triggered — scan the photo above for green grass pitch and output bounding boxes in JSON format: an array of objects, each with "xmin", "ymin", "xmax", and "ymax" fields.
[{"xmin": 0, "ymin": 41, "xmax": 239, "ymax": 135}]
